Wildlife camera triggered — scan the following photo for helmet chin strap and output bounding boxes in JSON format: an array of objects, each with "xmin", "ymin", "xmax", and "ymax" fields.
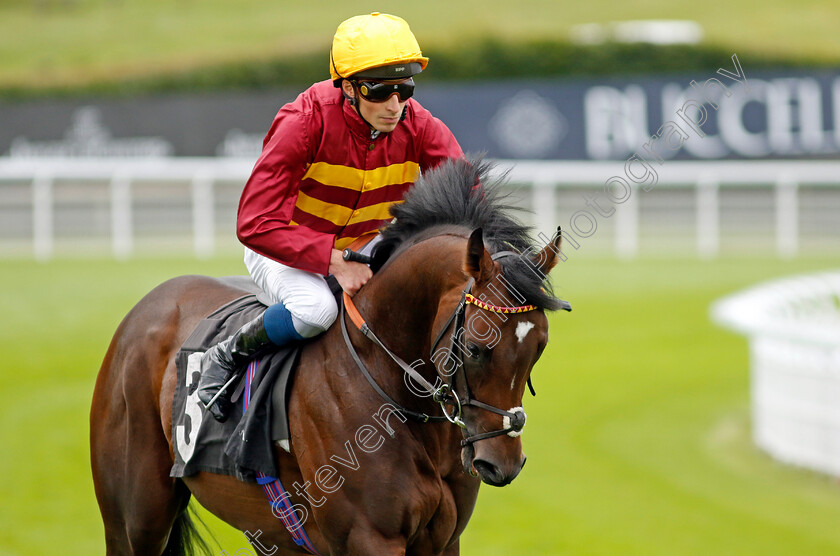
[{"xmin": 344, "ymin": 81, "xmax": 374, "ymax": 132}]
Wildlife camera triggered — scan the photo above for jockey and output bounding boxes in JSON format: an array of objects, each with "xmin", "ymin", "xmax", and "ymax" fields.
[{"xmin": 197, "ymin": 12, "xmax": 465, "ymax": 421}]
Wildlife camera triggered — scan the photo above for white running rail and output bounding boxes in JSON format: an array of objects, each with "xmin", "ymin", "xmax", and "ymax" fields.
[
  {"xmin": 1, "ymin": 157, "xmax": 839, "ymax": 260},
  {"xmin": 712, "ymin": 271, "xmax": 840, "ymax": 476}
]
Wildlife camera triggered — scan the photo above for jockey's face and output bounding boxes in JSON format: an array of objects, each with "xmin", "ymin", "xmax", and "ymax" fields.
[{"xmin": 343, "ymin": 79, "xmax": 409, "ymax": 133}]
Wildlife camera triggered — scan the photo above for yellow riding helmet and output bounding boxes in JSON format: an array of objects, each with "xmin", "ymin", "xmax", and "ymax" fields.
[{"xmin": 330, "ymin": 12, "xmax": 429, "ymax": 83}]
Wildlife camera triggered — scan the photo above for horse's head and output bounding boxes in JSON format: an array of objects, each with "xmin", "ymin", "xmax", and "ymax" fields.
[
  {"xmin": 432, "ymin": 227, "xmax": 565, "ymax": 487},
  {"xmin": 370, "ymin": 156, "xmax": 570, "ymax": 487}
]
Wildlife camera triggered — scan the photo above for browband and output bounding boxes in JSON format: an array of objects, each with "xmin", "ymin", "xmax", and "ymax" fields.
[{"xmin": 464, "ymin": 294, "xmax": 538, "ymax": 314}]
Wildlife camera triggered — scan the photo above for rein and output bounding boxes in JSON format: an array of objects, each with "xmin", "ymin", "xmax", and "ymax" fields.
[
  {"xmin": 340, "ymin": 277, "xmax": 536, "ymax": 446},
  {"xmin": 340, "ymin": 294, "xmax": 448, "ymax": 424}
]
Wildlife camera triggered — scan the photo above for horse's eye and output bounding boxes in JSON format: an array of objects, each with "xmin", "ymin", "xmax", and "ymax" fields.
[{"xmin": 466, "ymin": 342, "xmax": 482, "ymax": 360}]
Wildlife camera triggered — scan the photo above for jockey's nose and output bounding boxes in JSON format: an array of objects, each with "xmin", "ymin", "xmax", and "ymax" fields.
[{"xmin": 385, "ymin": 93, "xmax": 402, "ymax": 111}]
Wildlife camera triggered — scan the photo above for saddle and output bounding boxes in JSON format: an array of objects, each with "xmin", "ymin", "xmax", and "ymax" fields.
[{"xmin": 169, "ymin": 275, "xmax": 340, "ymax": 482}]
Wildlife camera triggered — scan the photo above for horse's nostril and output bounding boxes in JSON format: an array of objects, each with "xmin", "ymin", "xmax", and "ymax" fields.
[{"xmin": 472, "ymin": 458, "xmax": 504, "ymax": 485}]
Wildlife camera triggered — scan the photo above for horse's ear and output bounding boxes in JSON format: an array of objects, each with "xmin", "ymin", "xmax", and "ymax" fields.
[
  {"xmin": 531, "ymin": 227, "xmax": 563, "ymax": 276},
  {"xmin": 464, "ymin": 228, "xmax": 494, "ymax": 283}
]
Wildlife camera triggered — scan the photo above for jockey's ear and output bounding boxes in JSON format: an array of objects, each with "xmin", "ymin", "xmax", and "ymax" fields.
[
  {"xmin": 530, "ymin": 226, "xmax": 563, "ymax": 276},
  {"xmin": 464, "ymin": 228, "xmax": 494, "ymax": 283}
]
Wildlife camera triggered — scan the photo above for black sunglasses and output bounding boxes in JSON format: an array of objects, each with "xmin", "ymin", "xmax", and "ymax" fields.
[{"xmin": 354, "ymin": 78, "xmax": 415, "ymax": 103}]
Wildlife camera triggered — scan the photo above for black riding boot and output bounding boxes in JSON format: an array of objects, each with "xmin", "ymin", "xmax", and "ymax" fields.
[{"xmin": 197, "ymin": 313, "xmax": 273, "ymax": 422}]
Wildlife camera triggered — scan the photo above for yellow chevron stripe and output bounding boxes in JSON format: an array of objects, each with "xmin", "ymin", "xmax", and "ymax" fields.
[
  {"xmin": 334, "ymin": 236, "xmax": 361, "ymax": 250},
  {"xmin": 302, "ymin": 161, "xmax": 420, "ymax": 191},
  {"xmin": 295, "ymin": 191, "xmax": 402, "ymax": 227},
  {"xmin": 346, "ymin": 199, "xmax": 401, "ymax": 227},
  {"xmin": 287, "ymin": 221, "xmax": 371, "ymax": 251}
]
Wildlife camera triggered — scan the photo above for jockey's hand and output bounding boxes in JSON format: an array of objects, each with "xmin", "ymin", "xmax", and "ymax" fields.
[{"xmin": 329, "ymin": 248, "xmax": 372, "ymax": 296}]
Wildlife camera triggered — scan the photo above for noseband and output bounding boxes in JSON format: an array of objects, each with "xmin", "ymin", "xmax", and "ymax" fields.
[{"xmin": 340, "ymin": 277, "xmax": 538, "ymax": 447}]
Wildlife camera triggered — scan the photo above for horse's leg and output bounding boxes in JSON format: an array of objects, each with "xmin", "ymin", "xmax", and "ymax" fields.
[
  {"xmin": 182, "ymin": 464, "xmax": 326, "ymax": 555},
  {"xmin": 440, "ymin": 540, "xmax": 460, "ymax": 556},
  {"xmin": 343, "ymin": 522, "xmax": 409, "ymax": 556},
  {"xmin": 345, "ymin": 522, "xmax": 461, "ymax": 556},
  {"xmin": 91, "ymin": 318, "xmax": 189, "ymax": 554}
]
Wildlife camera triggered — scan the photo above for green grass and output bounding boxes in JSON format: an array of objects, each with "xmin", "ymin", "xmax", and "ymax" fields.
[
  {"xmin": 1, "ymin": 0, "xmax": 839, "ymax": 90},
  {"xmin": 465, "ymin": 256, "xmax": 840, "ymax": 555},
  {"xmin": 2, "ymin": 254, "xmax": 840, "ymax": 554}
]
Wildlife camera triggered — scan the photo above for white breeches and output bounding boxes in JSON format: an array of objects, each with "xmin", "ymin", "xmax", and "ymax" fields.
[
  {"xmin": 243, "ymin": 237, "xmax": 379, "ymax": 338},
  {"xmin": 244, "ymin": 248, "xmax": 337, "ymax": 338}
]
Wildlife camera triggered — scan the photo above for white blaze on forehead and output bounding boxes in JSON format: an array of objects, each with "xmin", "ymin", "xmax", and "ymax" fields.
[{"xmin": 515, "ymin": 321, "xmax": 536, "ymax": 344}]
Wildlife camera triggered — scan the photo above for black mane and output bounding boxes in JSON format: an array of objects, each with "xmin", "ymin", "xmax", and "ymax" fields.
[{"xmin": 371, "ymin": 157, "xmax": 564, "ymax": 311}]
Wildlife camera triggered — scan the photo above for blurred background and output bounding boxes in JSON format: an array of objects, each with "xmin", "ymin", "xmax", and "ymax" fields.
[{"xmin": 1, "ymin": 1, "xmax": 839, "ymax": 554}]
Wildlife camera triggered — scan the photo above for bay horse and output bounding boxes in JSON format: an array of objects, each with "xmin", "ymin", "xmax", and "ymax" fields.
[{"xmin": 90, "ymin": 158, "xmax": 568, "ymax": 555}]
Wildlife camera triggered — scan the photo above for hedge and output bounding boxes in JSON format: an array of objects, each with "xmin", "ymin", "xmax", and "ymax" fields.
[{"xmin": 0, "ymin": 38, "xmax": 825, "ymax": 101}]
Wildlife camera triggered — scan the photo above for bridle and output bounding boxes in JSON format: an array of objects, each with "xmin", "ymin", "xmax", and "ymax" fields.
[{"xmin": 340, "ymin": 273, "xmax": 548, "ymax": 447}]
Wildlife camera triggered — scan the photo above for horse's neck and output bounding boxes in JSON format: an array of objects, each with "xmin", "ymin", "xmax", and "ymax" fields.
[
  {"xmin": 343, "ymin": 238, "xmax": 466, "ymax": 426},
  {"xmin": 302, "ymin": 237, "xmax": 473, "ymax": 485},
  {"xmin": 357, "ymin": 238, "xmax": 464, "ymax": 364}
]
